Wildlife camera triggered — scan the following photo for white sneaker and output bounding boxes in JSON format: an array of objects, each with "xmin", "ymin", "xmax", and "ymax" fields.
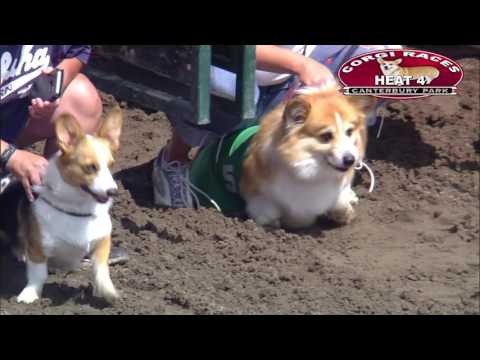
[{"xmin": 152, "ymin": 147, "xmax": 194, "ymax": 208}]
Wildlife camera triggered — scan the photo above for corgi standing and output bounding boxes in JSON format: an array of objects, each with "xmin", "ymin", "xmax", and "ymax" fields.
[{"xmin": 15, "ymin": 107, "xmax": 123, "ymax": 304}]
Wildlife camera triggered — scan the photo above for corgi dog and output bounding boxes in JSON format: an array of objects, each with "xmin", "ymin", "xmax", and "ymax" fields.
[
  {"xmin": 239, "ymin": 84, "xmax": 374, "ymax": 229},
  {"xmin": 377, "ymin": 57, "xmax": 440, "ymax": 84},
  {"xmin": 13, "ymin": 107, "xmax": 123, "ymax": 304}
]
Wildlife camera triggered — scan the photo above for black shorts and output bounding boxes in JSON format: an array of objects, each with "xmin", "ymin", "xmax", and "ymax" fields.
[{"xmin": 0, "ymin": 98, "xmax": 30, "ymax": 144}]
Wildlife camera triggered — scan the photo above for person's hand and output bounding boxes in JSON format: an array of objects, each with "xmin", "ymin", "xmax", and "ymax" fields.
[
  {"xmin": 5, "ymin": 149, "xmax": 48, "ymax": 202},
  {"xmin": 28, "ymin": 67, "xmax": 61, "ymax": 120},
  {"xmin": 296, "ymin": 57, "xmax": 336, "ymax": 87}
]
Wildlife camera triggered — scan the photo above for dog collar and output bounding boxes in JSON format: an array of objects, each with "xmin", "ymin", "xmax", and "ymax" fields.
[{"xmin": 38, "ymin": 196, "xmax": 93, "ymax": 218}]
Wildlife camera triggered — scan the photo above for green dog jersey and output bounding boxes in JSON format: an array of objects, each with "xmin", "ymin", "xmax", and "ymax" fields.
[{"xmin": 189, "ymin": 124, "xmax": 260, "ymax": 215}]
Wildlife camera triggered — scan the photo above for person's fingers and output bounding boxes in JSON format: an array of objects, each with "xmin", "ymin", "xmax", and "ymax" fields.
[
  {"xmin": 36, "ymin": 99, "xmax": 45, "ymax": 109},
  {"xmin": 28, "ymin": 106, "xmax": 35, "ymax": 117},
  {"xmin": 29, "ymin": 167, "xmax": 44, "ymax": 186},
  {"xmin": 21, "ymin": 178, "xmax": 34, "ymax": 202},
  {"xmin": 30, "ymin": 106, "xmax": 42, "ymax": 119},
  {"xmin": 39, "ymin": 170, "xmax": 47, "ymax": 183},
  {"xmin": 39, "ymin": 161, "xmax": 49, "ymax": 181},
  {"xmin": 42, "ymin": 67, "xmax": 54, "ymax": 74}
]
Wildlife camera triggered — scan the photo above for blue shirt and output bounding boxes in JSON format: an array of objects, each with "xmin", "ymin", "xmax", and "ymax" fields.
[
  {"xmin": 0, "ymin": 45, "xmax": 91, "ymax": 104},
  {"xmin": 0, "ymin": 45, "xmax": 91, "ymax": 142}
]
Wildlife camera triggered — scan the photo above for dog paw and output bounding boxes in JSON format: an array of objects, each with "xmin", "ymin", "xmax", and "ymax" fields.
[
  {"xmin": 282, "ymin": 215, "xmax": 317, "ymax": 230},
  {"xmin": 246, "ymin": 197, "xmax": 282, "ymax": 229},
  {"xmin": 93, "ymin": 285, "xmax": 119, "ymax": 302},
  {"xmin": 327, "ymin": 205, "xmax": 356, "ymax": 225},
  {"xmin": 17, "ymin": 287, "xmax": 40, "ymax": 304},
  {"xmin": 348, "ymin": 188, "xmax": 359, "ymax": 206},
  {"xmin": 93, "ymin": 264, "xmax": 119, "ymax": 302},
  {"xmin": 249, "ymin": 210, "xmax": 281, "ymax": 229},
  {"xmin": 94, "ymin": 278, "xmax": 119, "ymax": 302},
  {"xmin": 255, "ymin": 216, "xmax": 281, "ymax": 229}
]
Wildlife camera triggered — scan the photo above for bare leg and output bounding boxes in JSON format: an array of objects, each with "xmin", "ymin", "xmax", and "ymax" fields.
[
  {"xmin": 15, "ymin": 74, "xmax": 102, "ymax": 158},
  {"xmin": 165, "ymin": 131, "xmax": 191, "ymax": 163}
]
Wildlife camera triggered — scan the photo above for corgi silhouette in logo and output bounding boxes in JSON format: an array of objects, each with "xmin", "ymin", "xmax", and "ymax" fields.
[{"xmin": 377, "ymin": 58, "xmax": 440, "ymax": 85}]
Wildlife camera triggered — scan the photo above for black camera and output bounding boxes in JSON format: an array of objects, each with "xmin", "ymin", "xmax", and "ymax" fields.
[{"xmin": 30, "ymin": 69, "xmax": 64, "ymax": 102}]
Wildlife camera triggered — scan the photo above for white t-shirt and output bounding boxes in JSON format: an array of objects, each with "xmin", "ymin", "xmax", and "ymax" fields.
[
  {"xmin": 210, "ymin": 45, "xmax": 319, "ymax": 103},
  {"xmin": 255, "ymin": 45, "xmax": 318, "ymax": 86}
]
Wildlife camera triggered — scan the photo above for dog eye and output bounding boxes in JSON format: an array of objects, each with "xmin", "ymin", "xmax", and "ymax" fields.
[
  {"xmin": 346, "ymin": 128, "xmax": 353, "ymax": 137},
  {"xmin": 83, "ymin": 164, "xmax": 98, "ymax": 174},
  {"xmin": 319, "ymin": 132, "xmax": 333, "ymax": 143}
]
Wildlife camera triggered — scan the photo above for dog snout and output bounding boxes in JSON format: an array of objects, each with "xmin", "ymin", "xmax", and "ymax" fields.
[
  {"xmin": 342, "ymin": 154, "xmax": 356, "ymax": 168},
  {"xmin": 106, "ymin": 188, "xmax": 118, "ymax": 197}
]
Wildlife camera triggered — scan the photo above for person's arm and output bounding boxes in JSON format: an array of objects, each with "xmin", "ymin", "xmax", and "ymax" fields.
[
  {"xmin": 56, "ymin": 45, "xmax": 91, "ymax": 88},
  {"xmin": 1, "ymin": 139, "xmax": 7, "ymax": 151},
  {"xmin": 56, "ymin": 57, "xmax": 84, "ymax": 89},
  {"xmin": 29, "ymin": 46, "xmax": 89, "ymax": 120},
  {"xmin": 256, "ymin": 45, "xmax": 308, "ymax": 74},
  {"xmin": 0, "ymin": 139, "xmax": 10, "ymax": 158},
  {"xmin": 256, "ymin": 45, "xmax": 335, "ymax": 86}
]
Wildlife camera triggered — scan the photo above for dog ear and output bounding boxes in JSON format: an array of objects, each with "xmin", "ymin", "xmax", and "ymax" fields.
[
  {"xmin": 394, "ymin": 58, "xmax": 402, "ymax": 65},
  {"xmin": 348, "ymin": 95, "xmax": 377, "ymax": 115},
  {"xmin": 98, "ymin": 106, "xmax": 123, "ymax": 152},
  {"xmin": 283, "ymin": 97, "xmax": 311, "ymax": 130},
  {"xmin": 377, "ymin": 57, "xmax": 385, "ymax": 64},
  {"xmin": 55, "ymin": 113, "xmax": 83, "ymax": 154}
]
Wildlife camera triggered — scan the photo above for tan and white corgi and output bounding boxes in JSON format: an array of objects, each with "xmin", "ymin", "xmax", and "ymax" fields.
[
  {"xmin": 240, "ymin": 84, "xmax": 374, "ymax": 229},
  {"xmin": 14, "ymin": 107, "xmax": 123, "ymax": 304},
  {"xmin": 377, "ymin": 57, "xmax": 440, "ymax": 84}
]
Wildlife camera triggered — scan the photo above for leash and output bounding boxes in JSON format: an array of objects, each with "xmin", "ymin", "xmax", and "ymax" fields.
[
  {"xmin": 376, "ymin": 105, "xmax": 387, "ymax": 139},
  {"xmin": 188, "ymin": 180, "xmax": 222, "ymax": 213},
  {"xmin": 355, "ymin": 160, "xmax": 376, "ymax": 193}
]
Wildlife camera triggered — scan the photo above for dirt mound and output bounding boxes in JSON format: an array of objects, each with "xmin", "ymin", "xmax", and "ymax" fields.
[{"xmin": 1, "ymin": 58, "xmax": 478, "ymax": 315}]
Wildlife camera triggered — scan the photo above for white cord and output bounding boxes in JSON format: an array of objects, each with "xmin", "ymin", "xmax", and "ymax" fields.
[
  {"xmin": 186, "ymin": 179, "xmax": 222, "ymax": 212},
  {"xmin": 376, "ymin": 106, "xmax": 387, "ymax": 139},
  {"xmin": 355, "ymin": 160, "xmax": 376, "ymax": 193}
]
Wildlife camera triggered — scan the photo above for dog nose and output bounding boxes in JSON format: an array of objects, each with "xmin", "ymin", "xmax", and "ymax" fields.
[
  {"xmin": 342, "ymin": 154, "xmax": 356, "ymax": 167},
  {"xmin": 106, "ymin": 188, "xmax": 118, "ymax": 197}
]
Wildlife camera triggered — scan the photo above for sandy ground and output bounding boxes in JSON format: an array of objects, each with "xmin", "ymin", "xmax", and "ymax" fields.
[{"xmin": 0, "ymin": 57, "xmax": 478, "ymax": 315}]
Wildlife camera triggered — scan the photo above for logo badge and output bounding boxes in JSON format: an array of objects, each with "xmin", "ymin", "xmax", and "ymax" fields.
[{"xmin": 338, "ymin": 49, "xmax": 464, "ymax": 100}]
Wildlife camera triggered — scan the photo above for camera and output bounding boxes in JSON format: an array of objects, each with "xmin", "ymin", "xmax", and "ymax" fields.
[{"xmin": 30, "ymin": 69, "xmax": 64, "ymax": 102}]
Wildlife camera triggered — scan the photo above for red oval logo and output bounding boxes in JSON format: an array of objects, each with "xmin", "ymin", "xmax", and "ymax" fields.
[{"xmin": 338, "ymin": 49, "xmax": 464, "ymax": 100}]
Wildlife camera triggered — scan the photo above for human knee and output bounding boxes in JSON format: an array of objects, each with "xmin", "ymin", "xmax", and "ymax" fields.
[{"xmin": 59, "ymin": 74, "xmax": 102, "ymax": 132}]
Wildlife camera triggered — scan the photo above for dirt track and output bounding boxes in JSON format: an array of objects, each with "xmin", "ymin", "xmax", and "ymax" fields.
[{"xmin": 1, "ymin": 57, "xmax": 479, "ymax": 315}]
